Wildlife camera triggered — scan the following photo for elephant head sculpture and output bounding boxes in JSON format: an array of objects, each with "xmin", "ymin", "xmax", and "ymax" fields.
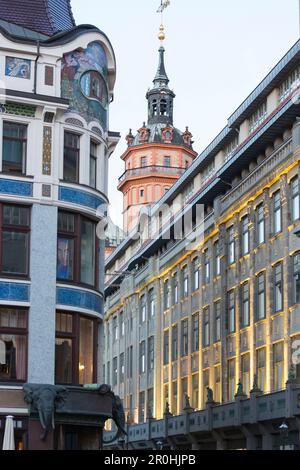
[
  {"xmin": 100, "ymin": 386, "xmax": 126, "ymax": 444},
  {"xmin": 23, "ymin": 384, "xmax": 68, "ymax": 441}
]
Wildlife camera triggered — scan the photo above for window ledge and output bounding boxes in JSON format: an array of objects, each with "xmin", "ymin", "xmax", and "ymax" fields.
[{"xmin": 269, "ymin": 232, "xmax": 284, "ymax": 243}]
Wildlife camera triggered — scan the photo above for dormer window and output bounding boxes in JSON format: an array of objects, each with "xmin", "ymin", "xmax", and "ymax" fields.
[{"xmin": 248, "ymin": 101, "xmax": 267, "ymax": 134}]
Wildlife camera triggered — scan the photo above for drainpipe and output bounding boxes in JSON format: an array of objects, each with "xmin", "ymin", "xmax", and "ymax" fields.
[{"xmin": 33, "ymin": 41, "xmax": 41, "ymax": 95}]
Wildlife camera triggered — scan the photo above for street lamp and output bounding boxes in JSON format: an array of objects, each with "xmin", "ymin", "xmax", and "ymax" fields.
[{"xmin": 279, "ymin": 421, "xmax": 289, "ymax": 450}]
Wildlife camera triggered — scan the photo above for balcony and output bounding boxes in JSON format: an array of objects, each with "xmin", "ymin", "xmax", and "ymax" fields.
[{"xmin": 118, "ymin": 165, "xmax": 186, "ymax": 184}]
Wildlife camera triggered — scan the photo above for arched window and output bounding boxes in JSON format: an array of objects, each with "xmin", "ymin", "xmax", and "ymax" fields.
[
  {"xmin": 80, "ymin": 71, "xmax": 108, "ymax": 107},
  {"xmin": 152, "ymin": 100, "xmax": 158, "ymax": 116},
  {"xmin": 160, "ymin": 99, "xmax": 167, "ymax": 116}
]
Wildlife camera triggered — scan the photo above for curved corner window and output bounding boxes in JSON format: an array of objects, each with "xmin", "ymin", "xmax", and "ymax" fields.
[{"xmin": 80, "ymin": 71, "xmax": 108, "ymax": 108}]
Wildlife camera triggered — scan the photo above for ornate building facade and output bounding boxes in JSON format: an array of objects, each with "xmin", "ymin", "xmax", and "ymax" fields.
[
  {"xmin": 118, "ymin": 44, "xmax": 197, "ymax": 233},
  {"xmin": 0, "ymin": 0, "xmax": 120, "ymax": 450},
  {"xmin": 104, "ymin": 38, "xmax": 300, "ymax": 449}
]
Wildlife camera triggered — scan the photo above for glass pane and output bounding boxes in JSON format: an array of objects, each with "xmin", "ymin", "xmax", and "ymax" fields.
[
  {"xmin": 55, "ymin": 338, "xmax": 73, "ymax": 384},
  {"xmin": 2, "ymin": 231, "xmax": 28, "ymax": 275},
  {"xmin": 57, "ymin": 238, "xmax": 74, "ymax": 280},
  {"xmin": 64, "ymin": 148, "xmax": 78, "ymax": 182},
  {"xmin": 0, "ymin": 308, "xmax": 27, "ymax": 328},
  {"xmin": 81, "ymin": 219, "xmax": 95, "ymax": 285},
  {"xmin": 58, "ymin": 212, "xmax": 75, "ymax": 233},
  {"xmin": 0, "ymin": 334, "xmax": 26, "ymax": 381},
  {"xmin": 79, "ymin": 318, "xmax": 94, "ymax": 384},
  {"xmin": 90, "ymin": 156, "xmax": 96, "ymax": 188},
  {"xmin": 56, "ymin": 312, "xmax": 73, "ymax": 333},
  {"xmin": 3, "ymin": 205, "xmax": 29, "ymax": 226},
  {"xmin": 2, "ymin": 123, "xmax": 27, "ymax": 174}
]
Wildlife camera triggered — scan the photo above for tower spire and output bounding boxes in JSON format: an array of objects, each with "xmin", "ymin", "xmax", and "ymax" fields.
[{"xmin": 153, "ymin": 45, "xmax": 169, "ymax": 87}]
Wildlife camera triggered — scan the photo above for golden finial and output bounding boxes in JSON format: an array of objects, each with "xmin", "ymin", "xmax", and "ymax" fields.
[{"xmin": 158, "ymin": 23, "xmax": 165, "ymax": 42}]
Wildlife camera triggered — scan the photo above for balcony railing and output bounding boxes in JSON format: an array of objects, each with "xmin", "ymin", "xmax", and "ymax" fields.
[{"xmin": 118, "ymin": 165, "xmax": 186, "ymax": 184}]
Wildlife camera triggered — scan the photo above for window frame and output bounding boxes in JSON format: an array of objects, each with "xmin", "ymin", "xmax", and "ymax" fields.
[
  {"xmin": 274, "ymin": 262, "xmax": 283, "ymax": 313},
  {"xmin": 257, "ymin": 272, "xmax": 266, "ymax": 320},
  {"xmin": 256, "ymin": 203, "xmax": 265, "ymax": 245},
  {"xmin": 1, "ymin": 203, "xmax": 30, "ymax": 278},
  {"xmin": 63, "ymin": 131, "xmax": 80, "ymax": 184},
  {"xmin": 89, "ymin": 140, "xmax": 98, "ymax": 189},
  {"xmin": 273, "ymin": 190, "xmax": 282, "ymax": 234},
  {"xmin": 2, "ymin": 121, "xmax": 27, "ymax": 175},
  {"xmin": 291, "ymin": 176, "xmax": 300, "ymax": 222},
  {"xmin": 0, "ymin": 307, "xmax": 28, "ymax": 383},
  {"xmin": 55, "ymin": 311, "xmax": 98, "ymax": 386},
  {"xmin": 57, "ymin": 211, "xmax": 98, "ymax": 289}
]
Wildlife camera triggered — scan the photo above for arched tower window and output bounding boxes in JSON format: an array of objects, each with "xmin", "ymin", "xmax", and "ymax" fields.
[
  {"xmin": 160, "ymin": 99, "xmax": 167, "ymax": 116},
  {"xmin": 152, "ymin": 99, "xmax": 158, "ymax": 117}
]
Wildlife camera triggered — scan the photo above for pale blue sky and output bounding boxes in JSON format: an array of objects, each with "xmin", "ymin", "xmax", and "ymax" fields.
[{"xmin": 71, "ymin": 0, "xmax": 300, "ymax": 227}]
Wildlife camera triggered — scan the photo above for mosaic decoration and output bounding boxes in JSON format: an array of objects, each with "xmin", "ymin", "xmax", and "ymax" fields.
[
  {"xmin": 42, "ymin": 126, "xmax": 52, "ymax": 175},
  {"xmin": 5, "ymin": 57, "xmax": 31, "ymax": 79},
  {"xmin": 0, "ymin": 102, "xmax": 36, "ymax": 117},
  {"xmin": 61, "ymin": 42, "xmax": 108, "ymax": 130},
  {"xmin": 59, "ymin": 186, "xmax": 106, "ymax": 211}
]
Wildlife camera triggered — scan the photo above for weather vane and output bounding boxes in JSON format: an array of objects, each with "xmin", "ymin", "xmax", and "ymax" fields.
[{"xmin": 156, "ymin": 0, "xmax": 171, "ymax": 43}]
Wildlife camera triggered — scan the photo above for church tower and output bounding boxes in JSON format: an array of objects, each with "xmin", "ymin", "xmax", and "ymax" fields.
[{"xmin": 118, "ymin": 25, "xmax": 197, "ymax": 233}]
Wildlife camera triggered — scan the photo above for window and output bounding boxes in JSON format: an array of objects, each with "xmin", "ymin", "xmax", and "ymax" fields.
[
  {"xmin": 139, "ymin": 295, "xmax": 146, "ymax": 324},
  {"xmin": 181, "ymin": 319, "xmax": 188, "ymax": 356},
  {"xmin": 204, "ymin": 250, "xmax": 210, "ymax": 283},
  {"xmin": 291, "ymin": 177, "xmax": 300, "ymax": 222},
  {"xmin": 149, "ymin": 289, "xmax": 155, "ymax": 318},
  {"xmin": 164, "ymin": 156, "xmax": 171, "ymax": 167},
  {"xmin": 139, "ymin": 341, "xmax": 146, "ymax": 374},
  {"xmin": 0, "ymin": 308, "xmax": 27, "ymax": 382},
  {"xmin": 182, "ymin": 265, "xmax": 189, "ymax": 297},
  {"xmin": 228, "ymin": 359, "xmax": 235, "ymax": 401},
  {"xmin": 224, "ymin": 135, "xmax": 239, "ymax": 162},
  {"xmin": 241, "ymin": 215, "xmax": 249, "ymax": 255},
  {"xmin": 214, "ymin": 366, "xmax": 221, "ymax": 403},
  {"xmin": 80, "ymin": 71, "xmax": 107, "ymax": 105},
  {"xmin": 173, "ymin": 273, "xmax": 179, "ymax": 304},
  {"xmin": 241, "ymin": 282, "xmax": 250, "ymax": 327},
  {"xmin": 228, "ymin": 226, "xmax": 235, "ymax": 264},
  {"xmin": 140, "ymin": 188, "xmax": 144, "ymax": 198},
  {"xmin": 227, "ymin": 291, "xmax": 235, "ymax": 333},
  {"xmin": 241, "ymin": 354, "xmax": 250, "ymax": 396},
  {"xmin": 214, "ymin": 241, "xmax": 221, "ymax": 277},
  {"xmin": 202, "ymin": 370, "xmax": 209, "ymax": 405},
  {"xmin": 273, "ymin": 190, "xmax": 282, "ymax": 234},
  {"xmin": 2, "ymin": 122, "xmax": 27, "ymax": 174},
  {"xmin": 147, "ymin": 388, "xmax": 154, "ymax": 419},
  {"xmin": 107, "ymin": 361, "xmax": 110, "ymax": 384},
  {"xmin": 256, "ymin": 203, "xmax": 265, "ymax": 245},
  {"xmin": 141, "ymin": 156, "xmax": 147, "ymax": 167},
  {"xmin": 120, "ymin": 313, "xmax": 125, "ymax": 337},
  {"xmin": 64, "ymin": 132, "xmax": 80, "ymax": 183},
  {"xmin": 203, "ymin": 307, "xmax": 210, "ymax": 347},
  {"xmin": 119, "ymin": 353, "xmax": 125, "ymax": 383},
  {"xmin": 192, "ymin": 314, "xmax": 199, "ymax": 352},
  {"xmin": 257, "ymin": 348, "xmax": 266, "ymax": 392},
  {"xmin": 112, "ymin": 317, "xmax": 118, "ymax": 342},
  {"xmin": 273, "ymin": 342, "xmax": 284, "ymax": 391},
  {"xmin": 55, "ymin": 312, "xmax": 95, "ymax": 385},
  {"xmin": 202, "ymin": 161, "xmax": 215, "ymax": 184},
  {"xmin": 139, "ymin": 392, "xmax": 145, "ymax": 423},
  {"xmin": 214, "ymin": 301, "xmax": 221, "ymax": 342},
  {"xmin": 279, "ymin": 65, "xmax": 300, "ymax": 102},
  {"xmin": 57, "ymin": 211, "xmax": 96, "ymax": 287},
  {"xmin": 127, "ymin": 346, "xmax": 133, "ymax": 378},
  {"xmin": 274, "ymin": 263, "xmax": 283, "ymax": 312},
  {"xmin": 192, "ymin": 258, "xmax": 199, "ymax": 290},
  {"xmin": 248, "ymin": 101, "xmax": 267, "ymax": 133},
  {"xmin": 148, "ymin": 336, "xmax": 154, "ymax": 370},
  {"xmin": 163, "ymin": 330, "xmax": 169, "ymax": 365},
  {"xmin": 171, "ymin": 325, "xmax": 178, "ymax": 361},
  {"xmin": 89, "ymin": 141, "xmax": 97, "ymax": 189},
  {"xmin": 192, "ymin": 374, "xmax": 199, "ymax": 409},
  {"xmin": 2, "ymin": 205, "xmax": 30, "ymax": 276},
  {"xmin": 172, "ymin": 381, "xmax": 178, "ymax": 415},
  {"xmin": 163, "ymin": 280, "xmax": 170, "ymax": 310},
  {"xmin": 294, "ymin": 253, "xmax": 300, "ymax": 304},
  {"xmin": 257, "ymin": 272, "xmax": 266, "ymax": 320},
  {"xmin": 181, "ymin": 377, "xmax": 188, "ymax": 410}
]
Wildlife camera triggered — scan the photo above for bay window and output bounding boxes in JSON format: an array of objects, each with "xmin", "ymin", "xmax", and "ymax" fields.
[
  {"xmin": 2, "ymin": 122, "xmax": 27, "ymax": 175},
  {"xmin": 0, "ymin": 308, "xmax": 27, "ymax": 382},
  {"xmin": 57, "ymin": 211, "xmax": 97, "ymax": 287},
  {"xmin": 55, "ymin": 312, "xmax": 96, "ymax": 385}
]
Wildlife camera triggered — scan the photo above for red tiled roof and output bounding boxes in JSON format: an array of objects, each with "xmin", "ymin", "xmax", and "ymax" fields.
[{"xmin": 0, "ymin": 0, "xmax": 75, "ymax": 36}]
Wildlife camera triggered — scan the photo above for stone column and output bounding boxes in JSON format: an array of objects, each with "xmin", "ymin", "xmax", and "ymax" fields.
[{"xmin": 28, "ymin": 204, "xmax": 58, "ymax": 384}]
